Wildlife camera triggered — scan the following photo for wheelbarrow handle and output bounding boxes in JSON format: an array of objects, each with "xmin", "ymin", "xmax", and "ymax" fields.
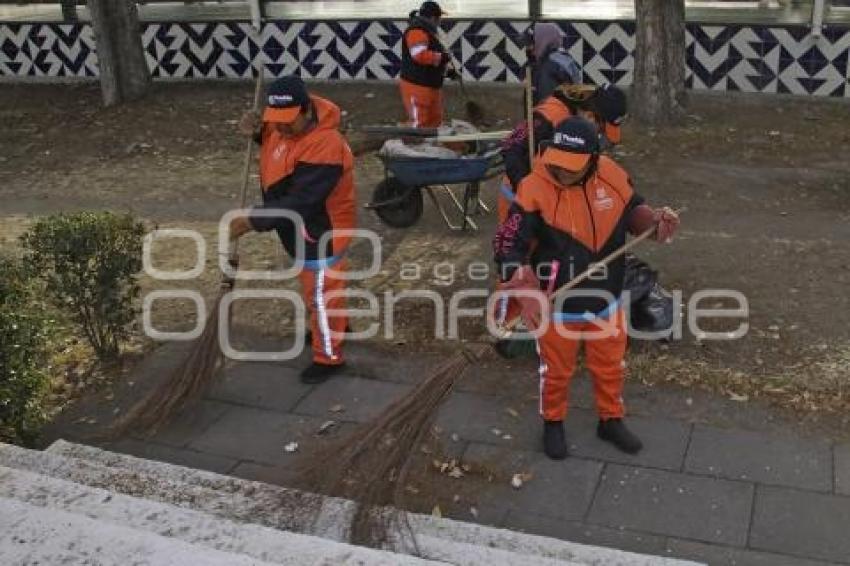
[{"xmin": 355, "ymin": 125, "xmax": 441, "ymax": 137}]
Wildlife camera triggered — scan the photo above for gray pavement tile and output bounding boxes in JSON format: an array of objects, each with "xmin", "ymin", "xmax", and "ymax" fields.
[
  {"xmin": 436, "ymin": 391, "xmax": 540, "ymax": 449},
  {"xmin": 291, "ymin": 376, "xmax": 413, "ymax": 422},
  {"xmin": 207, "ymin": 362, "xmax": 314, "ymax": 413},
  {"xmin": 188, "ymin": 406, "xmax": 355, "ymax": 467},
  {"xmin": 567, "ymin": 411, "xmax": 692, "ymax": 471},
  {"xmin": 835, "ymin": 442, "xmax": 850, "ymax": 496},
  {"xmin": 462, "ymin": 443, "xmax": 603, "ymax": 522},
  {"xmin": 587, "ymin": 464, "xmax": 754, "ymax": 546},
  {"xmin": 665, "ymin": 538, "xmax": 841, "ymax": 566},
  {"xmin": 339, "ymin": 342, "xmax": 429, "ymax": 384},
  {"xmin": 503, "ymin": 512, "xmax": 668, "ymax": 557},
  {"xmin": 685, "ymin": 425, "xmax": 833, "ymax": 491},
  {"xmin": 750, "ymin": 485, "xmax": 850, "ymax": 564},
  {"xmin": 104, "ymin": 438, "xmax": 238, "ymax": 474},
  {"xmin": 452, "ymin": 357, "xmax": 539, "ymax": 395},
  {"xmin": 130, "ymin": 399, "xmax": 230, "ymax": 448},
  {"xmin": 438, "ymin": 393, "xmax": 690, "ymax": 471}
]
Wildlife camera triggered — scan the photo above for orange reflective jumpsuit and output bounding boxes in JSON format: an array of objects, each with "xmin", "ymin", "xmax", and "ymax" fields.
[
  {"xmin": 251, "ymin": 96, "xmax": 355, "ymax": 365},
  {"xmin": 399, "ymin": 19, "xmax": 448, "ymax": 128},
  {"xmin": 493, "ymin": 156, "xmax": 644, "ymax": 420}
]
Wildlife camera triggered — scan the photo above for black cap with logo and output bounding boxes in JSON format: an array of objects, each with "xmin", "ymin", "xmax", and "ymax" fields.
[
  {"xmin": 263, "ymin": 76, "xmax": 310, "ymax": 123},
  {"xmin": 540, "ymin": 116, "xmax": 600, "ymax": 172}
]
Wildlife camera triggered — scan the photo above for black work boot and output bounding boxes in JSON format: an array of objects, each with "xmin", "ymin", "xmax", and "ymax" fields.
[
  {"xmin": 300, "ymin": 362, "xmax": 345, "ymax": 384},
  {"xmin": 543, "ymin": 420, "xmax": 569, "ymax": 460},
  {"xmin": 597, "ymin": 418, "xmax": 643, "ymax": 454}
]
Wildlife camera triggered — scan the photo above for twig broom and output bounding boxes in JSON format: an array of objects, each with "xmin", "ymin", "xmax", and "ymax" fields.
[
  {"xmin": 298, "ymin": 221, "xmax": 668, "ymax": 548},
  {"xmin": 111, "ymin": 71, "xmax": 265, "ymax": 436}
]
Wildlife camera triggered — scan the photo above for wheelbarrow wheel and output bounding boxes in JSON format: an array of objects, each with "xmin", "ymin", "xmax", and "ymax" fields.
[{"xmin": 371, "ymin": 177, "xmax": 423, "ymax": 228}]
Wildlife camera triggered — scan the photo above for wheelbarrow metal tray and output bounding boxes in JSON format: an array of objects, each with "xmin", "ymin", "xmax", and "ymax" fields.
[{"xmin": 383, "ymin": 156, "xmax": 492, "ymax": 187}]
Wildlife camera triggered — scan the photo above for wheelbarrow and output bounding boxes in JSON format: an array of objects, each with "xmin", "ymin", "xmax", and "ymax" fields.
[{"xmin": 365, "ymin": 144, "xmax": 505, "ymax": 231}]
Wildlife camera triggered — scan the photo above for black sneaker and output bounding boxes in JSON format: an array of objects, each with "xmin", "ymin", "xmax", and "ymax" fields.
[
  {"xmin": 543, "ymin": 420, "xmax": 569, "ymax": 460},
  {"xmin": 597, "ymin": 418, "xmax": 643, "ymax": 454},
  {"xmin": 300, "ymin": 362, "xmax": 345, "ymax": 384}
]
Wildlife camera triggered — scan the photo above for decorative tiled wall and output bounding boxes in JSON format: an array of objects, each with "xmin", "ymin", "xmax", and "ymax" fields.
[{"xmin": 2, "ymin": 20, "xmax": 849, "ymax": 96}]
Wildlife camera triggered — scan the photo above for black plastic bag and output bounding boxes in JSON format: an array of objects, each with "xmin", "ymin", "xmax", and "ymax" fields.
[
  {"xmin": 632, "ymin": 281, "xmax": 674, "ymax": 335},
  {"xmin": 623, "ymin": 254, "xmax": 657, "ymax": 304},
  {"xmin": 625, "ymin": 254, "xmax": 674, "ymax": 337}
]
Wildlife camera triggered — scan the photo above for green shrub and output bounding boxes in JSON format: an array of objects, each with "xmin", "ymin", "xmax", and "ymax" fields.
[
  {"xmin": 0, "ymin": 254, "xmax": 54, "ymax": 445},
  {"xmin": 22, "ymin": 212, "xmax": 144, "ymax": 361}
]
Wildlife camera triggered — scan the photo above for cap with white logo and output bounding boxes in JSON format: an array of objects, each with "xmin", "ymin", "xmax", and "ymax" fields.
[
  {"xmin": 541, "ymin": 116, "xmax": 599, "ymax": 173},
  {"xmin": 263, "ymin": 76, "xmax": 310, "ymax": 124}
]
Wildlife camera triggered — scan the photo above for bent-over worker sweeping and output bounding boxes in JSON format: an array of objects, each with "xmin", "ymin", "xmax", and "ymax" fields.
[{"xmin": 233, "ymin": 75, "xmax": 355, "ymax": 384}]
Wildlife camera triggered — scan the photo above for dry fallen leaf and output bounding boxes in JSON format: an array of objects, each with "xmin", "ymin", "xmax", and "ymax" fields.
[
  {"xmin": 729, "ymin": 393, "xmax": 749, "ymax": 402},
  {"xmin": 317, "ymin": 420, "xmax": 337, "ymax": 435},
  {"xmin": 506, "ymin": 408, "xmax": 519, "ymax": 418},
  {"xmin": 448, "ymin": 467, "xmax": 464, "ymax": 479},
  {"xmin": 329, "ymin": 404, "xmax": 345, "ymax": 413}
]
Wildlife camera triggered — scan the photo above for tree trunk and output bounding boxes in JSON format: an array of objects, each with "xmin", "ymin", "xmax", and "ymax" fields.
[
  {"xmin": 87, "ymin": 0, "xmax": 150, "ymax": 106},
  {"xmin": 60, "ymin": 0, "xmax": 78, "ymax": 22},
  {"xmin": 633, "ymin": 0, "xmax": 686, "ymax": 126}
]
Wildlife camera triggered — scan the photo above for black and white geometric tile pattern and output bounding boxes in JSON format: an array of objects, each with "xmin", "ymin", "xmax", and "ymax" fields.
[
  {"xmin": 0, "ymin": 23, "xmax": 97, "ymax": 77},
  {"xmin": 2, "ymin": 20, "xmax": 848, "ymax": 97}
]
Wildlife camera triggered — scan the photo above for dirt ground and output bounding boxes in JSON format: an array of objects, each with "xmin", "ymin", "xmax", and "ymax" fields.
[{"xmin": 2, "ymin": 80, "xmax": 850, "ymax": 429}]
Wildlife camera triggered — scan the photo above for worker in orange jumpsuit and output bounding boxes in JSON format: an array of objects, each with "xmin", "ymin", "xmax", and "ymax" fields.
[
  {"xmin": 399, "ymin": 1, "xmax": 458, "ymax": 128},
  {"xmin": 493, "ymin": 83, "xmax": 628, "ymax": 331},
  {"xmin": 232, "ymin": 76, "xmax": 355, "ymax": 384},
  {"xmin": 499, "ymin": 83, "xmax": 628, "ymax": 222},
  {"xmin": 493, "ymin": 117, "xmax": 679, "ymax": 459}
]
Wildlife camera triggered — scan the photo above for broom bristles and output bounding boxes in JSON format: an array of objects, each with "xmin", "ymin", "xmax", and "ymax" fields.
[
  {"xmin": 296, "ymin": 344, "xmax": 489, "ymax": 548},
  {"xmin": 111, "ymin": 287, "xmax": 229, "ymax": 436}
]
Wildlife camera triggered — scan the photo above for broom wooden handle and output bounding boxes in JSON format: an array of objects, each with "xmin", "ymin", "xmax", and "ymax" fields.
[
  {"xmin": 550, "ymin": 223, "xmax": 657, "ymax": 302},
  {"xmin": 230, "ymin": 66, "xmax": 265, "ymax": 262},
  {"xmin": 240, "ymin": 68, "xmax": 265, "ymax": 209},
  {"xmin": 501, "ymin": 207, "xmax": 684, "ymax": 332},
  {"xmin": 525, "ymin": 68, "xmax": 534, "ymax": 165}
]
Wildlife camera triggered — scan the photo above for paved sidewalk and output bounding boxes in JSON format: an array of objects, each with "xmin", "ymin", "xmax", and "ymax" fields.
[{"xmin": 47, "ymin": 340, "xmax": 850, "ymax": 566}]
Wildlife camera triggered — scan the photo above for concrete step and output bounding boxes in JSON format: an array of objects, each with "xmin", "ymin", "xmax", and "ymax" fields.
[
  {"xmin": 2, "ymin": 444, "xmax": 579, "ymax": 566},
  {"xmin": 43, "ymin": 440, "xmax": 702, "ymax": 566},
  {"xmin": 0, "ymin": 464, "xmax": 443, "ymax": 565},
  {"xmin": 0, "ymin": 496, "xmax": 280, "ymax": 566}
]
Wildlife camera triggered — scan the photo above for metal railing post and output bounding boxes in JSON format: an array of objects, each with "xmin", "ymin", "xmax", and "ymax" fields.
[{"xmin": 812, "ymin": 0, "xmax": 825, "ymax": 38}]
